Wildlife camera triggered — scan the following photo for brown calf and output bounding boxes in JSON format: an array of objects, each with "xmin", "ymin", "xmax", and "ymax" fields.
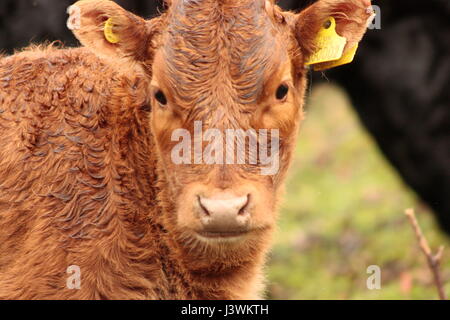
[{"xmin": 0, "ymin": 0, "xmax": 372, "ymax": 299}]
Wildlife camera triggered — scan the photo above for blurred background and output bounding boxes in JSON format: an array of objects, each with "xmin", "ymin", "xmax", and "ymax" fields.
[{"xmin": 1, "ymin": 0, "xmax": 449, "ymax": 299}]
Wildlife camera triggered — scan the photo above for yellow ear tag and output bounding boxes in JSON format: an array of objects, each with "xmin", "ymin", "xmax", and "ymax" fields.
[
  {"xmin": 305, "ymin": 17, "xmax": 346, "ymax": 66},
  {"xmin": 104, "ymin": 18, "xmax": 120, "ymax": 44},
  {"xmin": 312, "ymin": 44, "xmax": 359, "ymax": 71}
]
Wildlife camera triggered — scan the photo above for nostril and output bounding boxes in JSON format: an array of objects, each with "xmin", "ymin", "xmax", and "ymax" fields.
[
  {"xmin": 197, "ymin": 196, "xmax": 210, "ymax": 216},
  {"xmin": 198, "ymin": 194, "xmax": 250, "ymax": 218},
  {"xmin": 238, "ymin": 194, "xmax": 250, "ymax": 216}
]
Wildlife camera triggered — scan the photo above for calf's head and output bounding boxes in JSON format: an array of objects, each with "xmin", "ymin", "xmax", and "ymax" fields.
[{"xmin": 69, "ymin": 0, "xmax": 372, "ymax": 265}]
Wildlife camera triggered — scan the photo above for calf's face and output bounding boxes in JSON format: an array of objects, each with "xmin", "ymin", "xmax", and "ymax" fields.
[
  {"xmin": 150, "ymin": 1, "xmax": 302, "ymax": 254},
  {"xmin": 69, "ymin": 0, "xmax": 372, "ymax": 260}
]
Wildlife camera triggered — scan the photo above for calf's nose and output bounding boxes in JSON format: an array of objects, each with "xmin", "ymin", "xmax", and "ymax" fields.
[{"xmin": 198, "ymin": 194, "xmax": 250, "ymax": 232}]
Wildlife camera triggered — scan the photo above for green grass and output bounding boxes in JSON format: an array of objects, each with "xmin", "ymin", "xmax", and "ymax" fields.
[{"xmin": 267, "ymin": 83, "xmax": 450, "ymax": 300}]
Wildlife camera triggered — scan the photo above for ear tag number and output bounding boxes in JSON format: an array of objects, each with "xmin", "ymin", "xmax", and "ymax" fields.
[
  {"xmin": 306, "ymin": 17, "xmax": 346, "ymax": 67},
  {"xmin": 312, "ymin": 44, "xmax": 359, "ymax": 71},
  {"xmin": 104, "ymin": 18, "xmax": 120, "ymax": 44}
]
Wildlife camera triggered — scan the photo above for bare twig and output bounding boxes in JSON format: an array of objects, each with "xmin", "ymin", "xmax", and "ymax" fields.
[{"xmin": 405, "ymin": 208, "xmax": 447, "ymax": 300}]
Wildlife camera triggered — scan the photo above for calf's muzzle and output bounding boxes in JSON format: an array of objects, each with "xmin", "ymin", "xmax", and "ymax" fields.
[{"xmin": 197, "ymin": 193, "xmax": 251, "ymax": 237}]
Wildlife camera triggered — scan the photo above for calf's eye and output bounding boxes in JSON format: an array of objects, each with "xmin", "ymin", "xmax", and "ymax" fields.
[
  {"xmin": 155, "ymin": 90, "xmax": 168, "ymax": 106},
  {"xmin": 276, "ymin": 84, "xmax": 289, "ymax": 101}
]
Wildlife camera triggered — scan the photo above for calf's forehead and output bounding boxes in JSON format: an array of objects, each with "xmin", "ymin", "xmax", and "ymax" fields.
[{"xmin": 153, "ymin": 0, "xmax": 290, "ymax": 107}]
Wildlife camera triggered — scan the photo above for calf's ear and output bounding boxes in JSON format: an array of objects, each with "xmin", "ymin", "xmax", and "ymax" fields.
[
  {"xmin": 293, "ymin": 0, "xmax": 374, "ymax": 68},
  {"xmin": 67, "ymin": 0, "xmax": 158, "ymax": 62}
]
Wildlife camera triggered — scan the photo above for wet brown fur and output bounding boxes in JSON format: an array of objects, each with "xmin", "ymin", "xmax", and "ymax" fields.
[{"xmin": 0, "ymin": 0, "xmax": 371, "ymax": 299}]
